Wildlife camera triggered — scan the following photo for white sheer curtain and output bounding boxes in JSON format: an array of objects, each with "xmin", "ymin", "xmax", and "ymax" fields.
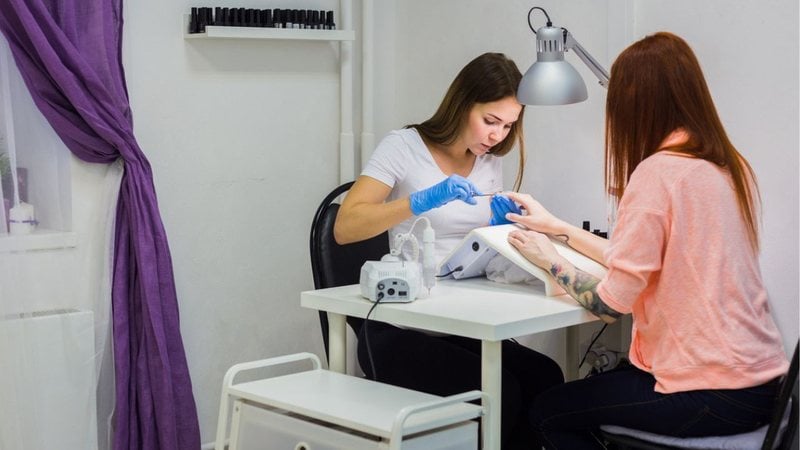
[{"xmin": 0, "ymin": 34, "xmax": 120, "ymax": 450}]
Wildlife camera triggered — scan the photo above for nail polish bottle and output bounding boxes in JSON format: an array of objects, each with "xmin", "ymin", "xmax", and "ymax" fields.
[
  {"xmin": 272, "ymin": 9, "xmax": 281, "ymax": 28},
  {"xmin": 326, "ymin": 11, "xmax": 335, "ymax": 30},
  {"xmin": 285, "ymin": 9, "xmax": 294, "ymax": 29},
  {"xmin": 190, "ymin": 7, "xmax": 198, "ymax": 33},
  {"xmin": 292, "ymin": 10, "xmax": 300, "ymax": 29},
  {"xmin": 249, "ymin": 9, "xmax": 258, "ymax": 27},
  {"xmin": 311, "ymin": 10, "xmax": 320, "ymax": 29},
  {"xmin": 198, "ymin": 8, "xmax": 207, "ymax": 33},
  {"xmin": 221, "ymin": 8, "xmax": 230, "ymax": 26},
  {"xmin": 263, "ymin": 9, "xmax": 273, "ymax": 28}
]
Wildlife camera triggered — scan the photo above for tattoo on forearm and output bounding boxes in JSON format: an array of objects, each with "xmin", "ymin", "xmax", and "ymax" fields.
[
  {"xmin": 554, "ymin": 234, "xmax": 570, "ymax": 246},
  {"xmin": 550, "ymin": 263, "xmax": 621, "ymax": 323}
]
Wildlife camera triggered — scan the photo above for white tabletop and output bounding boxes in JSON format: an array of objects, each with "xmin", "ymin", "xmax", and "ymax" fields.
[{"xmin": 301, "ymin": 277, "xmax": 598, "ymax": 341}]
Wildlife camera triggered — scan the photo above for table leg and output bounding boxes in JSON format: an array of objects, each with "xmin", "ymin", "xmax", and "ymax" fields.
[
  {"xmin": 481, "ymin": 340, "xmax": 502, "ymax": 450},
  {"xmin": 327, "ymin": 312, "xmax": 347, "ymax": 373},
  {"xmin": 566, "ymin": 325, "xmax": 579, "ymax": 380}
]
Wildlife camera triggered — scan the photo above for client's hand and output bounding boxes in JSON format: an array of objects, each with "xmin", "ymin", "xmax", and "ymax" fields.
[
  {"xmin": 508, "ymin": 229, "xmax": 560, "ymax": 270},
  {"xmin": 504, "ymin": 192, "xmax": 566, "ymax": 234},
  {"xmin": 489, "ymin": 194, "xmax": 522, "ymax": 226},
  {"xmin": 409, "ymin": 174, "xmax": 481, "ymax": 215}
]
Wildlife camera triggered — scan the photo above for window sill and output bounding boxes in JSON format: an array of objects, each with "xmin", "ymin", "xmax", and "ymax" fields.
[{"xmin": 0, "ymin": 229, "xmax": 77, "ymax": 253}]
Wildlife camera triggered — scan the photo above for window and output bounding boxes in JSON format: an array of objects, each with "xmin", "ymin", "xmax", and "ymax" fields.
[{"xmin": 0, "ymin": 36, "xmax": 73, "ymax": 250}]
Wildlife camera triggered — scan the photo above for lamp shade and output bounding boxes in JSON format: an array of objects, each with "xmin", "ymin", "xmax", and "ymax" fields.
[{"xmin": 516, "ymin": 25, "xmax": 588, "ymax": 105}]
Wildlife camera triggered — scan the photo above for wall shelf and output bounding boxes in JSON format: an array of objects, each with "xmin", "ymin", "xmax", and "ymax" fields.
[{"xmin": 182, "ymin": 15, "xmax": 354, "ymax": 41}]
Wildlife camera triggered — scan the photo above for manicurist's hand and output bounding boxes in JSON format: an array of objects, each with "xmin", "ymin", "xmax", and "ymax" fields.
[
  {"xmin": 507, "ymin": 229, "xmax": 562, "ymax": 270},
  {"xmin": 503, "ymin": 192, "xmax": 567, "ymax": 234},
  {"xmin": 489, "ymin": 194, "xmax": 522, "ymax": 226},
  {"xmin": 409, "ymin": 174, "xmax": 481, "ymax": 215}
]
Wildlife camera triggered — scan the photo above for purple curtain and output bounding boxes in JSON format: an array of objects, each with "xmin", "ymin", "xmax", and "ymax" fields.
[{"xmin": 0, "ymin": 1, "xmax": 200, "ymax": 450}]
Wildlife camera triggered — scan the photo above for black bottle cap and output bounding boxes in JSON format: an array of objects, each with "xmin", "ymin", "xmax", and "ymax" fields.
[
  {"xmin": 299, "ymin": 10, "xmax": 306, "ymax": 28},
  {"xmin": 214, "ymin": 7, "xmax": 221, "ymax": 26},
  {"xmin": 582, "ymin": 220, "xmax": 591, "ymax": 231}
]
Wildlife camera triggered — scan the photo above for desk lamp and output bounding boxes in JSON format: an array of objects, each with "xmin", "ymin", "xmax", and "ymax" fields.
[{"xmin": 517, "ymin": 7, "xmax": 610, "ymax": 105}]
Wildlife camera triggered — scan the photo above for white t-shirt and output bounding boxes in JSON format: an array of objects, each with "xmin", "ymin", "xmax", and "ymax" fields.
[{"xmin": 361, "ymin": 128, "xmax": 504, "ymax": 263}]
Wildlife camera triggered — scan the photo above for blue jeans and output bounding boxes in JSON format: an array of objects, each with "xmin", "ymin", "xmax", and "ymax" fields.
[{"xmin": 530, "ymin": 364, "xmax": 780, "ymax": 449}]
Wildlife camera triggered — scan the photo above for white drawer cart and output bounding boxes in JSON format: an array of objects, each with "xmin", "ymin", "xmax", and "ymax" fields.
[{"xmin": 215, "ymin": 353, "xmax": 486, "ymax": 450}]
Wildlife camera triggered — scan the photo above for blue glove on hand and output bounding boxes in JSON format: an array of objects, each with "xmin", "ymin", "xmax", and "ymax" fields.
[
  {"xmin": 489, "ymin": 194, "xmax": 522, "ymax": 226},
  {"xmin": 409, "ymin": 174, "xmax": 481, "ymax": 215}
]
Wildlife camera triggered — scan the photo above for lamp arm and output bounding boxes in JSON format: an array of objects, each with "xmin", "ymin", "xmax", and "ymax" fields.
[{"xmin": 564, "ymin": 31, "xmax": 610, "ymax": 88}]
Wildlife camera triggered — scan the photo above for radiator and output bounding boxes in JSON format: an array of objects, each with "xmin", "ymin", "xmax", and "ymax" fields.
[{"xmin": 0, "ymin": 309, "xmax": 98, "ymax": 450}]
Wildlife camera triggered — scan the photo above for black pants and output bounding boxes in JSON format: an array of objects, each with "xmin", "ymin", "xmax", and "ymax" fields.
[
  {"xmin": 530, "ymin": 364, "xmax": 780, "ymax": 449},
  {"xmin": 356, "ymin": 320, "xmax": 564, "ymax": 450}
]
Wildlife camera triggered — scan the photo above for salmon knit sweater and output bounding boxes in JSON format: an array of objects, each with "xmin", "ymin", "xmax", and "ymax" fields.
[{"xmin": 597, "ymin": 150, "xmax": 788, "ymax": 393}]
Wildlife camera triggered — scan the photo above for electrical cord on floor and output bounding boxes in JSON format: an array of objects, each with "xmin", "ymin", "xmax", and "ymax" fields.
[
  {"xmin": 578, "ymin": 323, "xmax": 608, "ymax": 374},
  {"xmin": 362, "ymin": 297, "xmax": 384, "ymax": 381}
]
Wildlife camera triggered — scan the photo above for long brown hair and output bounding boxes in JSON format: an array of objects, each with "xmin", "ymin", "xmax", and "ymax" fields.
[
  {"xmin": 408, "ymin": 52, "xmax": 527, "ymax": 191},
  {"xmin": 605, "ymin": 32, "xmax": 760, "ymax": 250}
]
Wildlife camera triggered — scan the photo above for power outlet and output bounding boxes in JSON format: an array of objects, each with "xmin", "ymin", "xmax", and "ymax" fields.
[{"xmin": 584, "ymin": 345, "xmax": 627, "ymax": 373}]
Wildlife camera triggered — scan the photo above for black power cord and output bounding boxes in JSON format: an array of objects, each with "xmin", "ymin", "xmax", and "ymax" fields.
[
  {"xmin": 363, "ymin": 265, "xmax": 464, "ymax": 380},
  {"xmin": 578, "ymin": 323, "xmax": 608, "ymax": 374},
  {"xmin": 362, "ymin": 297, "xmax": 383, "ymax": 380}
]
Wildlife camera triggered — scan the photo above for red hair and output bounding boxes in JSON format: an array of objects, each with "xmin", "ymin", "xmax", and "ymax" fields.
[{"xmin": 605, "ymin": 32, "xmax": 760, "ymax": 250}]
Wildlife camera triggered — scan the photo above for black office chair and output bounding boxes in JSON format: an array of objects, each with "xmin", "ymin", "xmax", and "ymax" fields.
[
  {"xmin": 601, "ymin": 340, "xmax": 799, "ymax": 450},
  {"xmin": 309, "ymin": 181, "xmax": 390, "ymax": 362}
]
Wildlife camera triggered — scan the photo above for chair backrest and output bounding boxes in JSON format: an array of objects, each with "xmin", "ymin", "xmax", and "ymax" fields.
[
  {"xmin": 309, "ymin": 181, "xmax": 390, "ymax": 360},
  {"xmin": 763, "ymin": 339, "xmax": 799, "ymax": 450}
]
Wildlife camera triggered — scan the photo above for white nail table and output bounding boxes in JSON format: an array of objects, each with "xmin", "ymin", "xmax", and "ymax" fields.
[{"xmin": 301, "ymin": 277, "xmax": 599, "ymax": 450}]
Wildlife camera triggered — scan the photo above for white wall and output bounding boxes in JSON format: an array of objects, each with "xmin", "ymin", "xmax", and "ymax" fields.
[
  {"xmin": 123, "ymin": 1, "xmax": 342, "ymax": 444},
  {"xmin": 120, "ymin": 0, "xmax": 798, "ymax": 443}
]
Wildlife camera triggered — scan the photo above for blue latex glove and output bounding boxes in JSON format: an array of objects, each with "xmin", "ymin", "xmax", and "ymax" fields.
[
  {"xmin": 409, "ymin": 174, "xmax": 481, "ymax": 215},
  {"xmin": 489, "ymin": 194, "xmax": 522, "ymax": 226}
]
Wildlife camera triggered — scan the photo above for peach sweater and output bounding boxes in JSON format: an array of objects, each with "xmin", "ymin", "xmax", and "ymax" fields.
[{"xmin": 597, "ymin": 151, "xmax": 788, "ymax": 393}]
